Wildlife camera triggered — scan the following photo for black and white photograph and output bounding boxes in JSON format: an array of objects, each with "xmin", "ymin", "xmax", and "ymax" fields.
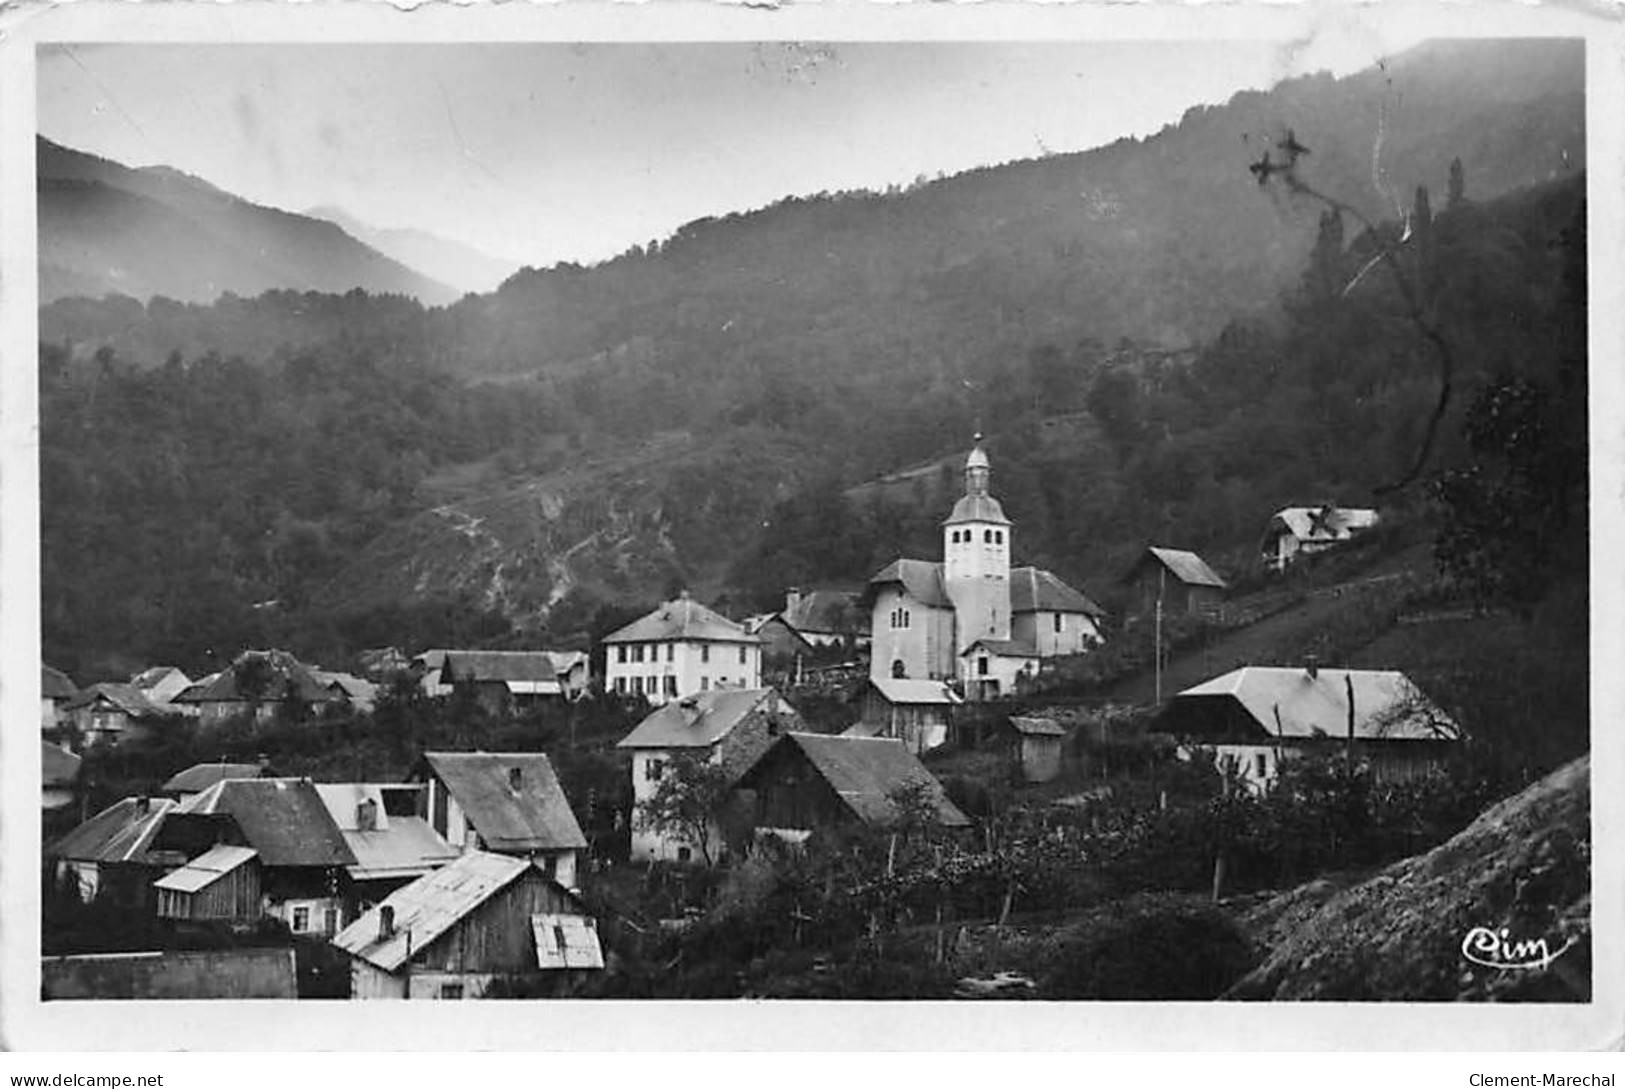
[{"xmin": 1, "ymin": 0, "xmax": 1620, "ymax": 1057}]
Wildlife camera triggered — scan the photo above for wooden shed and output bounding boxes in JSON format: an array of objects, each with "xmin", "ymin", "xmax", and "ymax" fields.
[
  {"xmin": 154, "ymin": 844, "xmax": 262, "ymax": 922},
  {"xmin": 1006, "ymin": 716, "xmax": 1067, "ymax": 784}
]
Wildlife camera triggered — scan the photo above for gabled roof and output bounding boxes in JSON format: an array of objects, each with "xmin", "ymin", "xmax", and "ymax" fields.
[
  {"xmin": 171, "ymin": 650, "xmax": 331, "ymax": 705},
  {"xmin": 602, "ymin": 596, "xmax": 760, "ymax": 645},
  {"xmin": 162, "ymin": 761, "xmax": 266, "ymax": 794},
  {"xmin": 544, "ymin": 650, "xmax": 589, "ymax": 675},
  {"xmin": 62, "ymin": 682, "xmax": 178, "ymax": 719},
  {"xmin": 152, "ymin": 844, "xmax": 258, "ymax": 894},
  {"xmin": 439, "ymin": 652, "xmax": 558, "ymax": 685},
  {"xmin": 617, "ymin": 688, "xmax": 794, "ymax": 751},
  {"xmin": 175, "ymin": 779, "xmax": 355, "ymax": 868},
  {"xmin": 745, "ymin": 733, "xmax": 971, "ymax": 828},
  {"xmin": 312, "ymin": 670, "xmax": 379, "ymax": 705},
  {"xmin": 1010, "ymin": 567, "xmax": 1105, "ymax": 618},
  {"xmin": 1165, "ymin": 666, "xmax": 1459, "ymax": 742},
  {"xmin": 418, "ymin": 752, "xmax": 587, "ymax": 852},
  {"xmin": 961, "ymin": 637, "xmax": 1040, "ymax": 659},
  {"xmin": 334, "ymin": 851, "xmax": 583, "ymax": 973},
  {"xmin": 1267, "ymin": 506, "xmax": 1380, "ymax": 543},
  {"xmin": 42, "ymin": 664, "xmax": 77, "ymax": 700},
  {"xmin": 130, "ymin": 666, "xmax": 189, "ymax": 690},
  {"xmin": 1134, "ymin": 547, "xmax": 1228, "ymax": 589},
  {"xmin": 783, "ymin": 590, "xmax": 864, "ymax": 635},
  {"xmin": 1009, "ymin": 716, "xmax": 1067, "ymax": 738},
  {"xmin": 42, "ymin": 741, "xmax": 82, "ymax": 788},
  {"xmin": 867, "ymin": 559, "xmax": 951, "ymax": 608},
  {"xmin": 46, "ymin": 797, "xmax": 175, "ymax": 864},
  {"xmin": 868, "ymin": 677, "xmax": 963, "ymax": 706},
  {"xmin": 314, "ymin": 783, "xmax": 458, "ymax": 880}
]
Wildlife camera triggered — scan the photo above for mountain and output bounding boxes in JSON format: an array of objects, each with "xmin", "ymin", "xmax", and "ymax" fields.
[
  {"xmin": 37, "ymin": 137, "xmax": 458, "ymax": 306},
  {"xmin": 305, "ymin": 206, "xmax": 518, "ymax": 295}
]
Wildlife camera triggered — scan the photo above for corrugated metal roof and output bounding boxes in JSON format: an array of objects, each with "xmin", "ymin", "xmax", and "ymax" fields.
[
  {"xmin": 749, "ymin": 733, "xmax": 971, "ymax": 828},
  {"xmin": 867, "ymin": 559, "xmax": 951, "ymax": 608},
  {"xmin": 42, "ymin": 664, "xmax": 77, "ymax": 700},
  {"xmin": 45, "ymin": 797, "xmax": 175, "ymax": 864},
  {"xmin": 153, "ymin": 844, "xmax": 258, "ymax": 893},
  {"xmin": 869, "ymin": 678, "xmax": 963, "ymax": 706},
  {"xmin": 420, "ymin": 752, "xmax": 587, "ymax": 852},
  {"xmin": 333, "ymin": 851, "xmax": 574, "ymax": 973},
  {"xmin": 616, "ymin": 688, "xmax": 793, "ymax": 751},
  {"xmin": 603, "ymin": 596, "xmax": 760, "ymax": 645},
  {"xmin": 176, "ymin": 779, "xmax": 355, "ymax": 868},
  {"xmin": 1010, "ymin": 567, "xmax": 1105, "ymax": 618},
  {"xmin": 1009, "ymin": 716, "xmax": 1066, "ymax": 737},
  {"xmin": 314, "ymin": 782, "xmax": 457, "ymax": 877},
  {"xmin": 42, "ymin": 740, "xmax": 81, "ymax": 787},
  {"xmin": 1172, "ymin": 666, "xmax": 1459, "ymax": 741},
  {"xmin": 532, "ymin": 913, "xmax": 605, "ymax": 970},
  {"xmin": 162, "ymin": 762, "xmax": 264, "ymax": 794},
  {"xmin": 1144, "ymin": 547, "xmax": 1228, "ymax": 588}
]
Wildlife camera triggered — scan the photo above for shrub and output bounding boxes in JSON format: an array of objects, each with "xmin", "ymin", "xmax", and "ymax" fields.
[{"xmin": 1038, "ymin": 893, "xmax": 1258, "ymax": 999}]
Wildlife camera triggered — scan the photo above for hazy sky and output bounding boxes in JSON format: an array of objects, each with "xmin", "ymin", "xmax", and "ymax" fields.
[{"xmin": 37, "ymin": 38, "xmax": 1421, "ymax": 269}]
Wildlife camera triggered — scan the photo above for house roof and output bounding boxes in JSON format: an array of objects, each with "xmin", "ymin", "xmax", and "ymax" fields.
[
  {"xmin": 747, "ymin": 733, "xmax": 971, "ymax": 828},
  {"xmin": 868, "ymin": 677, "xmax": 963, "ymax": 706},
  {"xmin": 439, "ymin": 652, "xmax": 557, "ymax": 685},
  {"xmin": 162, "ymin": 762, "xmax": 266, "ymax": 794},
  {"xmin": 171, "ymin": 650, "xmax": 331, "ymax": 705},
  {"xmin": 130, "ymin": 666, "xmax": 189, "ymax": 690},
  {"xmin": 617, "ymin": 688, "xmax": 793, "ymax": 751},
  {"xmin": 1165, "ymin": 666, "xmax": 1459, "ymax": 742},
  {"xmin": 544, "ymin": 650, "xmax": 589, "ymax": 675},
  {"xmin": 944, "ymin": 493, "xmax": 1012, "ymax": 527},
  {"xmin": 1009, "ymin": 716, "xmax": 1067, "ymax": 738},
  {"xmin": 42, "ymin": 741, "xmax": 82, "ymax": 788},
  {"xmin": 62, "ymin": 682, "xmax": 178, "ymax": 719},
  {"xmin": 1135, "ymin": 547, "xmax": 1228, "ymax": 589},
  {"xmin": 333, "ymin": 851, "xmax": 582, "ymax": 973},
  {"xmin": 961, "ymin": 637, "xmax": 1040, "ymax": 659},
  {"xmin": 867, "ymin": 559, "xmax": 951, "ymax": 608},
  {"xmin": 41, "ymin": 664, "xmax": 77, "ymax": 700},
  {"xmin": 175, "ymin": 779, "xmax": 355, "ymax": 868},
  {"xmin": 314, "ymin": 783, "xmax": 458, "ymax": 880},
  {"xmin": 783, "ymin": 590, "xmax": 863, "ymax": 636},
  {"xmin": 1010, "ymin": 567, "xmax": 1105, "ymax": 618},
  {"xmin": 46, "ymin": 797, "xmax": 175, "ymax": 864},
  {"xmin": 602, "ymin": 596, "xmax": 760, "ymax": 645},
  {"xmin": 532, "ymin": 913, "xmax": 605, "ymax": 970},
  {"xmin": 152, "ymin": 844, "xmax": 258, "ymax": 894},
  {"xmin": 311, "ymin": 670, "xmax": 379, "ymax": 705},
  {"xmin": 418, "ymin": 752, "xmax": 588, "ymax": 852},
  {"xmin": 1267, "ymin": 505, "xmax": 1380, "ymax": 543}
]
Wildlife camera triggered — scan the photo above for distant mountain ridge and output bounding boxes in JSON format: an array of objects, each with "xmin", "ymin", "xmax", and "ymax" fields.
[
  {"xmin": 37, "ymin": 137, "xmax": 458, "ymax": 306},
  {"xmin": 305, "ymin": 205, "xmax": 518, "ymax": 295}
]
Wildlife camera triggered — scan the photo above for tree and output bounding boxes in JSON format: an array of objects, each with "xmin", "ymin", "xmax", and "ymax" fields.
[{"xmin": 635, "ymin": 752, "xmax": 734, "ymax": 867}]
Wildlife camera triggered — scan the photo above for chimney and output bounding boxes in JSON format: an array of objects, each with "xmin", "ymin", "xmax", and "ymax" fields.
[
  {"xmin": 509, "ymin": 766, "xmax": 523, "ymax": 792},
  {"xmin": 785, "ymin": 587, "xmax": 803, "ymax": 615},
  {"xmin": 356, "ymin": 798, "xmax": 378, "ymax": 832},
  {"xmin": 379, "ymin": 905, "xmax": 395, "ymax": 940},
  {"xmin": 1304, "ymin": 654, "xmax": 1320, "ymax": 680},
  {"xmin": 135, "ymin": 795, "xmax": 150, "ymax": 815}
]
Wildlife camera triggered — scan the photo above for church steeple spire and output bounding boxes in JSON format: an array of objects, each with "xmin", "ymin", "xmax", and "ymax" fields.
[{"xmin": 965, "ymin": 433, "xmax": 990, "ymax": 497}]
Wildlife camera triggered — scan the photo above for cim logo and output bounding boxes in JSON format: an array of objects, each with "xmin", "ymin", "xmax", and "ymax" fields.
[{"xmin": 1460, "ymin": 926, "xmax": 1577, "ymax": 971}]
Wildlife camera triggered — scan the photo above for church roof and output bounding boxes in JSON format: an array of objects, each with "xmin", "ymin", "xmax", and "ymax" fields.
[
  {"xmin": 943, "ymin": 493, "xmax": 1011, "ymax": 526},
  {"xmin": 867, "ymin": 559, "xmax": 952, "ymax": 608},
  {"xmin": 1010, "ymin": 567, "xmax": 1106, "ymax": 618}
]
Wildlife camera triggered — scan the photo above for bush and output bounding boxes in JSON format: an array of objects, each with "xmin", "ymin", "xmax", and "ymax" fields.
[{"xmin": 1038, "ymin": 893, "xmax": 1258, "ymax": 999}]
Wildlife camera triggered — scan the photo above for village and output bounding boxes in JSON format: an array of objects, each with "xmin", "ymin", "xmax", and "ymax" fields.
[{"xmin": 38, "ymin": 438, "xmax": 1477, "ymax": 1001}]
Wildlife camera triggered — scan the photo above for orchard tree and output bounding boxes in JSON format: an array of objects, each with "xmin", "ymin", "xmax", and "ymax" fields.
[{"xmin": 635, "ymin": 752, "xmax": 734, "ymax": 867}]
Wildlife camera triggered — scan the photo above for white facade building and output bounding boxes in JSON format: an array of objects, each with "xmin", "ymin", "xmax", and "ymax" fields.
[{"xmin": 603, "ymin": 593, "xmax": 762, "ymax": 705}]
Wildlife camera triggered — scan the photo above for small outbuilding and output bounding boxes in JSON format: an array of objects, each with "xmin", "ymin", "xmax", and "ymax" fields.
[
  {"xmin": 1122, "ymin": 546, "xmax": 1228, "ymax": 620},
  {"xmin": 856, "ymin": 677, "xmax": 963, "ymax": 754},
  {"xmin": 154, "ymin": 844, "xmax": 262, "ymax": 923},
  {"xmin": 1005, "ymin": 716, "xmax": 1068, "ymax": 784}
]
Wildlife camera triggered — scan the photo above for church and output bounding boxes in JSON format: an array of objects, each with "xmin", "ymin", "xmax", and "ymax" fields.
[{"xmin": 865, "ymin": 437, "xmax": 1106, "ymax": 700}]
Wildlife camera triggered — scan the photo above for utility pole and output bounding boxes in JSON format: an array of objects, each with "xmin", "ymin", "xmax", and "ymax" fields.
[{"xmin": 1153, "ymin": 566, "xmax": 1165, "ymax": 704}]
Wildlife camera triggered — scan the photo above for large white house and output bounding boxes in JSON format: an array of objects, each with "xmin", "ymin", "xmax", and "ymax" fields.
[
  {"xmin": 866, "ymin": 437, "xmax": 1105, "ymax": 700},
  {"xmin": 602, "ymin": 593, "xmax": 762, "ymax": 705}
]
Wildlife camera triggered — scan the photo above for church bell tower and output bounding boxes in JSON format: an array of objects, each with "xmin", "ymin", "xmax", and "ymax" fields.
[{"xmin": 943, "ymin": 434, "xmax": 1012, "ymax": 651}]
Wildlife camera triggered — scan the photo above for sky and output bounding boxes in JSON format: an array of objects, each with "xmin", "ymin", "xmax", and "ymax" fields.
[{"xmin": 36, "ymin": 36, "xmax": 1425, "ymax": 270}]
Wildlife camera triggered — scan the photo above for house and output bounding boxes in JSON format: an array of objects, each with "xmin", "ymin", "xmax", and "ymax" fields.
[
  {"xmin": 153, "ymin": 844, "xmax": 263, "ymax": 924},
  {"xmin": 61, "ymin": 682, "xmax": 184, "ymax": 749},
  {"xmin": 172, "ymin": 650, "xmax": 336, "ymax": 728},
  {"xmin": 41, "ymin": 664, "xmax": 77, "ymax": 735},
  {"xmin": 358, "ymin": 646, "xmax": 410, "ymax": 680},
  {"xmin": 162, "ymin": 778, "xmax": 356, "ymax": 936},
  {"xmin": 1005, "ymin": 716, "xmax": 1068, "ymax": 784},
  {"xmin": 44, "ymin": 796, "xmax": 178, "ymax": 907},
  {"xmin": 1261, "ymin": 504, "xmax": 1380, "ymax": 572},
  {"xmin": 1122, "ymin": 546, "xmax": 1228, "ymax": 619},
  {"xmin": 745, "ymin": 613, "xmax": 818, "ymax": 672},
  {"xmin": 312, "ymin": 670, "xmax": 379, "ymax": 714},
  {"xmin": 865, "ymin": 437, "xmax": 1105, "ymax": 700},
  {"xmin": 602, "ymin": 592, "xmax": 763, "ymax": 705},
  {"xmin": 544, "ymin": 651, "xmax": 591, "ymax": 699},
  {"xmin": 1151, "ymin": 663, "xmax": 1461, "ymax": 790},
  {"xmin": 413, "ymin": 649, "xmax": 563, "ymax": 712},
  {"xmin": 616, "ymin": 687, "xmax": 801, "ymax": 864},
  {"xmin": 853, "ymin": 677, "xmax": 963, "ymax": 755},
  {"xmin": 411, "ymin": 752, "xmax": 586, "ymax": 887},
  {"xmin": 161, "ymin": 760, "xmax": 273, "ymax": 801},
  {"xmin": 734, "ymin": 732, "xmax": 971, "ymax": 840},
  {"xmin": 42, "ymin": 947, "xmax": 298, "ymax": 1000},
  {"xmin": 129, "ymin": 665, "xmax": 195, "ymax": 707},
  {"xmin": 42, "ymin": 740, "xmax": 82, "ymax": 817},
  {"xmin": 315, "ymin": 783, "xmax": 459, "ymax": 907},
  {"xmin": 332, "ymin": 851, "xmax": 602, "ymax": 1000}
]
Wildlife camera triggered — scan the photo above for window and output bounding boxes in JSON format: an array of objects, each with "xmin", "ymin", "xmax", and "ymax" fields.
[
  {"xmin": 1255, "ymin": 753, "xmax": 1268, "ymax": 780},
  {"xmin": 978, "ymin": 657, "xmax": 990, "ymax": 676},
  {"xmin": 617, "ymin": 646, "xmax": 627, "ymax": 664},
  {"xmin": 1053, "ymin": 613, "xmax": 1064, "ymax": 633},
  {"xmin": 633, "ymin": 645, "xmax": 645, "ymax": 663},
  {"xmin": 701, "ymin": 677, "xmax": 711, "ymax": 690},
  {"xmin": 291, "ymin": 906, "xmax": 310, "ymax": 933},
  {"xmin": 649, "ymin": 675, "xmax": 658, "ymax": 693},
  {"xmin": 891, "ymin": 660, "xmax": 906, "ymax": 679},
  {"xmin": 614, "ymin": 677, "xmax": 627, "ymax": 694},
  {"xmin": 664, "ymin": 676, "xmax": 677, "ymax": 696},
  {"xmin": 996, "ymin": 531, "xmax": 1004, "ymax": 544},
  {"xmin": 701, "ymin": 645, "xmax": 710, "ymax": 663},
  {"xmin": 738, "ymin": 646, "xmax": 747, "ymax": 664},
  {"xmin": 676, "ymin": 846, "xmax": 692, "ymax": 863},
  {"xmin": 439, "ymin": 983, "xmax": 464, "ymax": 1000},
  {"xmin": 324, "ymin": 907, "xmax": 339, "ymax": 934},
  {"xmin": 666, "ymin": 644, "xmax": 674, "ymax": 662},
  {"xmin": 646, "ymin": 758, "xmax": 665, "ymax": 782},
  {"xmin": 984, "ymin": 529, "xmax": 993, "ymax": 543}
]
